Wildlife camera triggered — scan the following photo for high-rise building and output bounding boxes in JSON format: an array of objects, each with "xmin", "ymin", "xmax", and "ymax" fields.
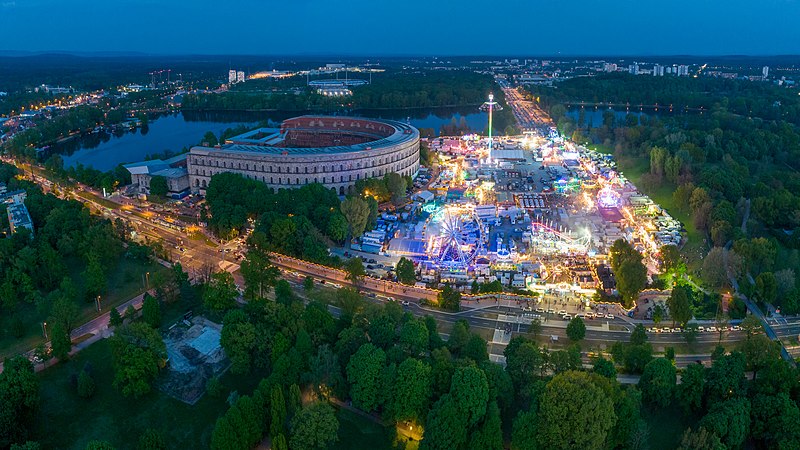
[
  {"xmin": 652, "ymin": 65, "xmax": 665, "ymax": 76},
  {"xmin": 762, "ymin": 66, "xmax": 770, "ymax": 79},
  {"xmin": 677, "ymin": 65, "xmax": 690, "ymax": 76},
  {"xmin": 228, "ymin": 70, "xmax": 237, "ymax": 84},
  {"xmin": 628, "ymin": 64, "xmax": 639, "ymax": 75},
  {"xmin": 237, "ymin": 71, "xmax": 245, "ymax": 83}
]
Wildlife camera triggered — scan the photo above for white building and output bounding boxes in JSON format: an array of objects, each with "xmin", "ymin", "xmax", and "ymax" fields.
[
  {"xmin": 228, "ymin": 70, "xmax": 237, "ymax": 84},
  {"xmin": 236, "ymin": 71, "xmax": 245, "ymax": 83},
  {"xmin": 762, "ymin": 66, "xmax": 770, "ymax": 79}
]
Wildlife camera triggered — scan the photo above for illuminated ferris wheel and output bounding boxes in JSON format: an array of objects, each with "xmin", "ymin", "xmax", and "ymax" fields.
[{"xmin": 426, "ymin": 206, "xmax": 484, "ymax": 268}]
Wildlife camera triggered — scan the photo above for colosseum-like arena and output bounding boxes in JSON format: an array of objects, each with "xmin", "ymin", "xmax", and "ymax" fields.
[{"xmin": 188, "ymin": 115, "xmax": 420, "ymax": 195}]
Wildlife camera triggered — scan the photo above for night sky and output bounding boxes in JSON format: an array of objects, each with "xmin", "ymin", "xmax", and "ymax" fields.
[{"xmin": 2, "ymin": 0, "xmax": 799, "ymax": 55}]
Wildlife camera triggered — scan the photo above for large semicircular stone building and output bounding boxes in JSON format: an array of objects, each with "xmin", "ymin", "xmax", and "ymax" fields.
[{"xmin": 188, "ymin": 115, "xmax": 420, "ymax": 195}]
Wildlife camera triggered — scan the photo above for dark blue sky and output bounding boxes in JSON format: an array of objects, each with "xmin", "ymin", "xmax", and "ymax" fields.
[{"xmin": 2, "ymin": 0, "xmax": 799, "ymax": 55}]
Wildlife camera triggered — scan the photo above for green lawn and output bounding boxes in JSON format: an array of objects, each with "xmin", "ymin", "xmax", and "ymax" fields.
[
  {"xmin": 0, "ymin": 257, "xmax": 167, "ymax": 360},
  {"xmin": 33, "ymin": 339, "xmax": 264, "ymax": 450}
]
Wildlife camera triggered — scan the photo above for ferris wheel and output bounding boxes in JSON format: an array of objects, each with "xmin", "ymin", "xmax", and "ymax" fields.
[{"xmin": 426, "ymin": 205, "xmax": 484, "ymax": 268}]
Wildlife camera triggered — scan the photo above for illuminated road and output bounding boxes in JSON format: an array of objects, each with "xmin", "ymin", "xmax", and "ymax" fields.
[{"xmin": 502, "ymin": 85, "xmax": 553, "ymax": 133}]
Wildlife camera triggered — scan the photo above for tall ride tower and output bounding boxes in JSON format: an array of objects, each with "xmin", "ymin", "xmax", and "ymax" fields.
[{"xmin": 483, "ymin": 93, "xmax": 500, "ymax": 153}]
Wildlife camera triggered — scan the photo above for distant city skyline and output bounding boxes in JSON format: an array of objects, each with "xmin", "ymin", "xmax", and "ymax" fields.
[{"xmin": 2, "ymin": 0, "xmax": 800, "ymax": 56}]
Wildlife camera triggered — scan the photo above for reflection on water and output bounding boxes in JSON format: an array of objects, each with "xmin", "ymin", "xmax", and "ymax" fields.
[{"xmin": 52, "ymin": 107, "xmax": 490, "ymax": 171}]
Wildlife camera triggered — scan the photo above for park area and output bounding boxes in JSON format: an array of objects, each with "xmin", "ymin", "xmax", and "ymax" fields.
[{"xmin": 0, "ymin": 257, "xmax": 167, "ymax": 360}]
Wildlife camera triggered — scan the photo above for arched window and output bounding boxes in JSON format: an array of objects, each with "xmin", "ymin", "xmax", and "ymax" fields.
[{"xmin": 339, "ymin": 186, "xmax": 344, "ymax": 195}]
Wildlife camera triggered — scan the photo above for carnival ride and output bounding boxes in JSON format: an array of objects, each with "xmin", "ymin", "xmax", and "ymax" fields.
[
  {"xmin": 597, "ymin": 186, "xmax": 621, "ymax": 208},
  {"xmin": 425, "ymin": 205, "xmax": 485, "ymax": 268},
  {"xmin": 528, "ymin": 220, "xmax": 591, "ymax": 255}
]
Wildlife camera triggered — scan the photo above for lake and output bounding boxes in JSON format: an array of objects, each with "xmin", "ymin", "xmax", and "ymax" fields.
[
  {"xmin": 53, "ymin": 108, "xmax": 490, "ymax": 171},
  {"xmin": 566, "ymin": 106, "xmax": 689, "ymax": 127}
]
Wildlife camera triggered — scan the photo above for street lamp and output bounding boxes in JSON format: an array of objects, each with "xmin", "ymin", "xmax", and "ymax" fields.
[
  {"xmin": 96, "ymin": 295, "xmax": 102, "ymax": 312},
  {"xmin": 42, "ymin": 322, "xmax": 48, "ymax": 339}
]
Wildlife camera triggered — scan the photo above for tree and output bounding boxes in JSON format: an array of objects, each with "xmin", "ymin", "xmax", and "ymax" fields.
[
  {"xmin": 141, "ymin": 294, "xmax": 161, "ymax": 329},
  {"xmin": 449, "ymin": 366, "xmax": 490, "ymax": 427},
  {"xmin": 109, "ymin": 323, "xmax": 166, "ymax": 398},
  {"xmin": 750, "ymin": 393, "xmax": 800, "ymax": 448},
  {"xmin": 83, "ymin": 254, "xmax": 107, "ymax": 299},
  {"xmin": 699, "ymin": 397, "xmax": 751, "ymax": 449},
  {"xmin": 109, "ymin": 307, "xmax": 123, "ymax": 328},
  {"xmin": 220, "ymin": 309, "xmax": 257, "ymax": 375},
  {"xmin": 616, "ymin": 259, "xmax": 648, "ymax": 307},
  {"xmin": 740, "ymin": 314, "xmax": 764, "ymax": 338},
  {"xmin": 346, "ymin": 343, "xmax": 387, "ymax": 412},
  {"xmin": 630, "ymin": 324, "xmax": 648, "ymax": 345},
  {"xmin": 240, "ymin": 249, "xmax": 279, "ymax": 300},
  {"xmin": 137, "ymin": 429, "xmax": 167, "ymax": 450},
  {"xmin": 468, "ymin": 401, "xmax": 503, "ymax": 450},
  {"xmin": 302, "ymin": 276, "xmax": 314, "ymax": 293},
  {"xmin": 49, "ymin": 322, "xmax": 72, "ymax": 360},
  {"xmin": 384, "ymin": 172, "xmax": 408, "ymax": 204},
  {"xmin": 399, "ymin": 319, "xmax": 429, "ymax": 355},
  {"xmin": 638, "ymin": 358, "xmax": 676, "ymax": 408},
  {"xmin": 437, "ymin": 284, "xmax": 461, "ymax": 312},
  {"xmin": 739, "ymin": 333, "xmax": 780, "ymax": 377},
  {"xmin": 511, "ymin": 409, "xmax": 539, "ymax": 450},
  {"xmin": 77, "ymin": 368, "xmax": 95, "ymax": 399},
  {"xmin": 269, "ymin": 386, "xmax": 287, "ymax": 439},
  {"xmin": 395, "ymin": 257, "xmax": 416, "ymax": 285},
  {"xmin": 754, "ymin": 272, "xmax": 777, "ymax": 304},
  {"xmin": 676, "ymin": 363, "xmax": 705, "ymax": 414},
  {"xmin": 202, "ymin": 131, "xmax": 219, "ymax": 147},
  {"xmin": 705, "ymin": 352, "xmax": 747, "ymax": 403},
  {"xmin": 203, "ymin": 272, "xmax": 238, "ymax": 311},
  {"xmin": 149, "ymin": 176, "xmax": 168, "ymax": 197},
  {"xmin": 389, "ymin": 358, "xmax": 432, "ymax": 422},
  {"xmin": 342, "ymin": 257, "xmax": 366, "ymax": 288},
  {"xmin": 49, "ymin": 286, "xmax": 79, "ymax": 338},
  {"xmin": 210, "ymin": 415, "xmax": 241, "ymax": 450},
  {"xmin": 537, "ymin": 371, "xmax": 616, "ymax": 450},
  {"xmin": 0, "ymin": 357, "xmax": 39, "ymax": 448},
  {"xmin": 667, "ymin": 285, "xmax": 693, "ymax": 327},
  {"xmin": 659, "ymin": 244, "xmax": 684, "ymax": 274},
  {"xmin": 420, "ymin": 394, "xmax": 468, "ymax": 450},
  {"xmin": 289, "ymin": 402, "xmax": 339, "ymax": 450},
  {"xmin": 122, "ymin": 304, "xmax": 137, "ymax": 323},
  {"xmin": 340, "ymin": 196, "xmax": 370, "ymax": 238},
  {"xmin": 593, "ymin": 357, "xmax": 617, "ymax": 379},
  {"xmin": 566, "ymin": 316, "xmax": 586, "ymax": 342}
]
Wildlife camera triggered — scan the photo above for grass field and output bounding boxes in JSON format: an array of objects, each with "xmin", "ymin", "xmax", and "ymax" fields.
[
  {"xmin": 0, "ymin": 257, "xmax": 167, "ymax": 360},
  {"xmin": 33, "ymin": 338, "xmax": 265, "ymax": 449}
]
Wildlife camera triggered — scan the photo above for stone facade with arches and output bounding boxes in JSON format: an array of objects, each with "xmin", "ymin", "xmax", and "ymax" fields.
[{"xmin": 188, "ymin": 116, "xmax": 420, "ymax": 196}]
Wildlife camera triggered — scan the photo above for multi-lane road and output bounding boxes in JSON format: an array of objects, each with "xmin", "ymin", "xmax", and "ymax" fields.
[{"xmin": 502, "ymin": 85, "xmax": 553, "ymax": 133}]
